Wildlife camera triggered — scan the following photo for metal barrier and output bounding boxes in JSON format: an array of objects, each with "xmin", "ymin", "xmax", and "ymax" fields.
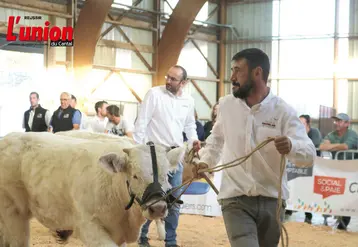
[
  {"xmin": 318, "ymin": 150, "xmax": 358, "ymax": 160},
  {"xmin": 319, "ymin": 150, "xmax": 333, "ymax": 159},
  {"xmin": 335, "ymin": 150, "xmax": 358, "ymax": 160}
]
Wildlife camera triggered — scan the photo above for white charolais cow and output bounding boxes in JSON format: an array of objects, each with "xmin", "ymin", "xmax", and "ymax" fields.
[
  {"xmin": 0, "ymin": 132, "xmax": 185, "ymax": 247},
  {"xmin": 55, "ymin": 130, "xmax": 167, "ymax": 241}
]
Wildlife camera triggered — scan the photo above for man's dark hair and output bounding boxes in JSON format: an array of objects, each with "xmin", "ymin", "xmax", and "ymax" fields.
[
  {"xmin": 107, "ymin": 105, "xmax": 120, "ymax": 117},
  {"xmin": 299, "ymin": 114, "xmax": 311, "ymax": 125},
  {"xmin": 94, "ymin": 100, "xmax": 108, "ymax": 114},
  {"xmin": 30, "ymin": 92, "xmax": 39, "ymax": 99},
  {"xmin": 173, "ymin": 65, "xmax": 188, "ymax": 81},
  {"xmin": 232, "ymin": 48, "xmax": 270, "ymax": 82},
  {"xmin": 71, "ymin": 95, "xmax": 77, "ymax": 102}
]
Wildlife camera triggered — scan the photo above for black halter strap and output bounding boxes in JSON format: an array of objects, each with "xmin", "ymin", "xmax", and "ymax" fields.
[{"xmin": 147, "ymin": 141, "xmax": 159, "ymax": 183}]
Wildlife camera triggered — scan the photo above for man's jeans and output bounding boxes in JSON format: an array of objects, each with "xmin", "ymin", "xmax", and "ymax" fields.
[
  {"xmin": 139, "ymin": 162, "xmax": 183, "ymax": 246},
  {"xmin": 219, "ymin": 195, "xmax": 286, "ymax": 247}
]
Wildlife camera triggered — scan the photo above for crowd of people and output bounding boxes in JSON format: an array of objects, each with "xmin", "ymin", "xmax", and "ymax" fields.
[{"xmin": 21, "ymin": 48, "xmax": 358, "ymax": 247}]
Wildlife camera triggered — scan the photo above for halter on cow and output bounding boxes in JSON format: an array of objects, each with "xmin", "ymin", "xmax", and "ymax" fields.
[{"xmin": 125, "ymin": 141, "xmax": 183, "ymax": 211}]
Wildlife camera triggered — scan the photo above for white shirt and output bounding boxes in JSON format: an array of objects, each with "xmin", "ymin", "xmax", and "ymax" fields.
[
  {"xmin": 133, "ymin": 86, "xmax": 198, "ymax": 148},
  {"xmin": 198, "ymin": 90, "xmax": 316, "ymax": 201},
  {"xmin": 89, "ymin": 116, "xmax": 108, "ymax": 133},
  {"xmin": 105, "ymin": 117, "xmax": 133, "ymax": 136},
  {"xmin": 22, "ymin": 107, "xmax": 51, "ymax": 130}
]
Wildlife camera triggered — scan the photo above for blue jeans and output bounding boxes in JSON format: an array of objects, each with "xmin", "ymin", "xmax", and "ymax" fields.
[{"xmin": 139, "ymin": 162, "xmax": 183, "ymax": 246}]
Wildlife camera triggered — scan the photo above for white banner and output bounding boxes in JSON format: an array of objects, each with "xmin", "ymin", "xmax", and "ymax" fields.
[
  {"xmin": 180, "ymin": 157, "xmax": 358, "ymax": 217},
  {"xmin": 285, "ymin": 157, "xmax": 358, "ymax": 216},
  {"xmin": 180, "ymin": 171, "xmax": 223, "ymax": 216}
]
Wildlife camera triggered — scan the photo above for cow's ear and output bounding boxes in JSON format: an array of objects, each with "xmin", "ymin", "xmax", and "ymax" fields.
[
  {"xmin": 98, "ymin": 153, "xmax": 128, "ymax": 173},
  {"xmin": 166, "ymin": 146, "xmax": 185, "ymax": 171}
]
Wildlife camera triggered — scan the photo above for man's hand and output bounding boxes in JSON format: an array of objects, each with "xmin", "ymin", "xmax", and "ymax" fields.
[
  {"xmin": 191, "ymin": 160, "xmax": 209, "ymax": 179},
  {"xmin": 192, "ymin": 140, "xmax": 201, "ymax": 152},
  {"xmin": 274, "ymin": 136, "xmax": 292, "ymax": 155}
]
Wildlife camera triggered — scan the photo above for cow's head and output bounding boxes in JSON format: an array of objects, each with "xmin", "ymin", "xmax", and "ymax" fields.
[{"xmin": 98, "ymin": 142, "xmax": 185, "ymax": 220}]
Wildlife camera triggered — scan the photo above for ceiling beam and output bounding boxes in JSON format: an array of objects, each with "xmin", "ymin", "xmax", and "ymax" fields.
[
  {"xmin": 155, "ymin": 0, "xmax": 208, "ymax": 86},
  {"xmin": 73, "ymin": 0, "xmax": 113, "ymax": 83}
]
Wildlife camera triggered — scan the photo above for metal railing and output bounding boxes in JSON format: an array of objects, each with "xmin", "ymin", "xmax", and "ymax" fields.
[
  {"xmin": 335, "ymin": 150, "xmax": 358, "ymax": 160},
  {"xmin": 318, "ymin": 149, "xmax": 358, "ymax": 160}
]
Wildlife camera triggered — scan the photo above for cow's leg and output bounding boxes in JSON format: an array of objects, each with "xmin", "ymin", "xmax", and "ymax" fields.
[
  {"xmin": 0, "ymin": 192, "xmax": 30, "ymax": 247},
  {"xmin": 77, "ymin": 221, "xmax": 118, "ymax": 247}
]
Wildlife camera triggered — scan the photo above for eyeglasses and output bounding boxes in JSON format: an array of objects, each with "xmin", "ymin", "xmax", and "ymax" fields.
[{"xmin": 165, "ymin": 75, "xmax": 180, "ymax": 82}]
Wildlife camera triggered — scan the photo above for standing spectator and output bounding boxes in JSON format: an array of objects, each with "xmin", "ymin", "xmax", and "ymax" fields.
[
  {"xmin": 203, "ymin": 102, "xmax": 219, "ymax": 139},
  {"xmin": 89, "ymin": 100, "xmax": 109, "ymax": 133},
  {"xmin": 105, "ymin": 105, "xmax": 133, "ymax": 138},
  {"xmin": 134, "ymin": 65, "xmax": 200, "ymax": 247},
  {"xmin": 23, "ymin": 92, "xmax": 51, "ymax": 132},
  {"xmin": 49, "ymin": 92, "xmax": 81, "ymax": 133},
  {"xmin": 299, "ymin": 114, "xmax": 322, "ymax": 224},
  {"xmin": 184, "ymin": 109, "xmax": 205, "ymax": 142},
  {"xmin": 70, "ymin": 94, "xmax": 88, "ymax": 130}
]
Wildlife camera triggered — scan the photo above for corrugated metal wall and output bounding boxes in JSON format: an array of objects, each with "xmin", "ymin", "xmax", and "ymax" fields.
[{"xmin": 225, "ymin": 1, "xmax": 273, "ymax": 95}]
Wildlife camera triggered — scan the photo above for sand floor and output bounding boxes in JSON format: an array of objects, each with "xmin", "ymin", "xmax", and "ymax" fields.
[{"xmin": 28, "ymin": 214, "xmax": 358, "ymax": 247}]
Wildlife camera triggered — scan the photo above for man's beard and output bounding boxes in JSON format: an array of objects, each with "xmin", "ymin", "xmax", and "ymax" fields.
[
  {"xmin": 233, "ymin": 79, "xmax": 254, "ymax": 99},
  {"xmin": 166, "ymin": 84, "xmax": 179, "ymax": 94}
]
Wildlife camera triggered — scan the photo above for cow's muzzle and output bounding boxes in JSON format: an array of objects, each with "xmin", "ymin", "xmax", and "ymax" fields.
[{"xmin": 125, "ymin": 141, "xmax": 176, "ymax": 211}]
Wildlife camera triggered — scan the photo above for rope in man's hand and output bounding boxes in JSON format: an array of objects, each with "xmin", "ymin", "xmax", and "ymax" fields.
[{"xmin": 189, "ymin": 137, "xmax": 289, "ymax": 247}]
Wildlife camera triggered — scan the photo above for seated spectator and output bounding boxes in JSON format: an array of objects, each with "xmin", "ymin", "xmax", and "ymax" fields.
[
  {"xmin": 299, "ymin": 114, "xmax": 322, "ymax": 148},
  {"xmin": 319, "ymin": 112, "xmax": 358, "ymax": 230},
  {"xmin": 203, "ymin": 102, "xmax": 219, "ymax": 140},
  {"xmin": 319, "ymin": 113, "xmax": 358, "ymax": 159},
  {"xmin": 105, "ymin": 105, "xmax": 133, "ymax": 138}
]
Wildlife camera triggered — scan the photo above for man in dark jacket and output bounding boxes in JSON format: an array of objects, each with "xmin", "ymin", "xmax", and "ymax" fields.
[
  {"xmin": 49, "ymin": 92, "xmax": 81, "ymax": 133},
  {"xmin": 22, "ymin": 92, "xmax": 51, "ymax": 132}
]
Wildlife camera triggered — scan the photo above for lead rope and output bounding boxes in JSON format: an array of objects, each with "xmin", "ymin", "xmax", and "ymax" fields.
[
  {"xmin": 193, "ymin": 138, "xmax": 288, "ymax": 247},
  {"xmin": 146, "ymin": 138, "xmax": 289, "ymax": 247}
]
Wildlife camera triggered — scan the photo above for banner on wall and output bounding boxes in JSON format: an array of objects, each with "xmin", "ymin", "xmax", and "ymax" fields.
[
  {"xmin": 180, "ymin": 157, "xmax": 358, "ymax": 217},
  {"xmin": 180, "ymin": 170, "xmax": 223, "ymax": 217}
]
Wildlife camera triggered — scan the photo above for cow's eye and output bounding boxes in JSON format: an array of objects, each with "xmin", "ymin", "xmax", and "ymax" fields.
[{"xmin": 133, "ymin": 175, "xmax": 138, "ymax": 179}]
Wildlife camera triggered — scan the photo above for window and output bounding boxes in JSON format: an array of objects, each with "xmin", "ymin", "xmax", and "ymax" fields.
[
  {"xmin": 278, "ymin": 80, "xmax": 333, "ymax": 118},
  {"xmin": 112, "ymin": 0, "xmax": 132, "ymax": 10},
  {"xmin": 278, "ymin": 39, "xmax": 334, "ymax": 79},
  {"xmin": 279, "ymin": 0, "xmax": 335, "ymax": 37},
  {"xmin": 178, "ymin": 40, "xmax": 208, "ymax": 78},
  {"xmin": 164, "ymin": 0, "xmax": 208, "ymax": 26}
]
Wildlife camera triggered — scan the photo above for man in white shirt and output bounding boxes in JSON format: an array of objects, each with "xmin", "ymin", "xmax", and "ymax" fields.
[
  {"xmin": 134, "ymin": 65, "xmax": 200, "ymax": 247},
  {"xmin": 89, "ymin": 100, "xmax": 109, "ymax": 133},
  {"xmin": 192, "ymin": 48, "xmax": 316, "ymax": 247},
  {"xmin": 105, "ymin": 104, "xmax": 133, "ymax": 138}
]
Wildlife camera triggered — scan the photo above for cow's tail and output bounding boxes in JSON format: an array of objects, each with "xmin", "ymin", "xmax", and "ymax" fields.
[
  {"xmin": 155, "ymin": 219, "xmax": 166, "ymax": 240},
  {"xmin": 52, "ymin": 230, "xmax": 73, "ymax": 244}
]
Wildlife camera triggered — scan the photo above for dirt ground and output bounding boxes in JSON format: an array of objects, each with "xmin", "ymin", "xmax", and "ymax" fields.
[{"xmin": 29, "ymin": 214, "xmax": 358, "ymax": 247}]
